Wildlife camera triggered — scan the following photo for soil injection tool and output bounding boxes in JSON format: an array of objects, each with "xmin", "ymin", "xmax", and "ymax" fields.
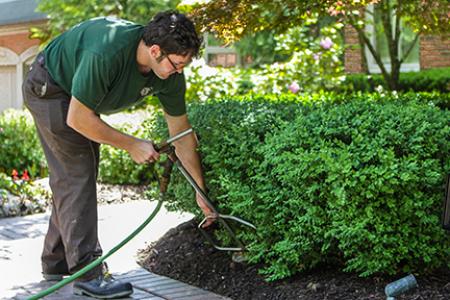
[
  {"xmin": 27, "ymin": 128, "xmax": 254, "ymax": 300},
  {"xmin": 154, "ymin": 127, "xmax": 256, "ymax": 252}
]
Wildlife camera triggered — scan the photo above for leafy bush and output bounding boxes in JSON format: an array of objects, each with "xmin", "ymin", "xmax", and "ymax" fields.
[
  {"xmin": 255, "ymin": 101, "xmax": 449, "ymax": 279},
  {"xmin": 145, "ymin": 94, "xmax": 308, "ymax": 212},
  {"xmin": 0, "ymin": 172, "xmax": 50, "ymax": 218},
  {"xmin": 0, "ymin": 109, "xmax": 47, "ymax": 178},
  {"xmin": 343, "ymin": 68, "xmax": 450, "ymax": 93},
  {"xmin": 148, "ymin": 93, "xmax": 450, "ymax": 280}
]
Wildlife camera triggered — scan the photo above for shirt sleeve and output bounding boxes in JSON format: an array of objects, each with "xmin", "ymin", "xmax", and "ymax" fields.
[
  {"xmin": 71, "ymin": 52, "xmax": 111, "ymax": 111},
  {"xmin": 156, "ymin": 73, "xmax": 187, "ymax": 116}
]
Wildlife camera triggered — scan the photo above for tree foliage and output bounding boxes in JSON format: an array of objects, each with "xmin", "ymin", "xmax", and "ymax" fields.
[
  {"xmin": 187, "ymin": 0, "xmax": 449, "ymax": 90},
  {"xmin": 186, "ymin": 0, "xmax": 377, "ymax": 42},
  {"xmin": 31, "ymin": 0, "xmax": 180, "ymax": 43}
]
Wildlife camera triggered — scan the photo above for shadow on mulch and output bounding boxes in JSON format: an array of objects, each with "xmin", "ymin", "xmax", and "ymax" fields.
[{"xmin": 138, "ymin": 219, "xmax": 450, "ymax": 300}]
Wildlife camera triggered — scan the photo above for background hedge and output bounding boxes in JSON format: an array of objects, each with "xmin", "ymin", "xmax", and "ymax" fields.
[{"xmin": 342, "ymin": 67, "xmax": 450, "ymax": 94}]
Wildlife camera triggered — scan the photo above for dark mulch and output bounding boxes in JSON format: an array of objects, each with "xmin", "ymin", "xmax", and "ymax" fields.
[{"xmin": 138, "ymin": 218, "xmax": 450, "ymax": 300}]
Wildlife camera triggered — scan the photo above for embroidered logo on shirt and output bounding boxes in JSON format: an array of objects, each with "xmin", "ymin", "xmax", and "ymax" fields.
[{"xmin": 140, "ymin": 87, "xmax": 153, "ymax": 97}]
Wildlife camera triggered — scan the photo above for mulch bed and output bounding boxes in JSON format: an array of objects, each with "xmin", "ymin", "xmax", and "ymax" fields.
[{"xmin": 138, "ymin": 218, "xmax": 450, "ymax": 300}]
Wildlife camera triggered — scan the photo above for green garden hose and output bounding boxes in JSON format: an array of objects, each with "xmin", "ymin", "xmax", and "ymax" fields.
[{"xmin": 27, "ymin": 199, "xmax": 163, "ymax": 300}]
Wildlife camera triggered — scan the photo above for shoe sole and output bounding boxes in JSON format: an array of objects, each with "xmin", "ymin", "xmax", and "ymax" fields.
[
  {"xmin": 42, "ymin": 274, "xmax": 66, "ymax": 281},
  {"xmin": 73, "ymin": 287, "xmax": 133, "ymax": 299}
]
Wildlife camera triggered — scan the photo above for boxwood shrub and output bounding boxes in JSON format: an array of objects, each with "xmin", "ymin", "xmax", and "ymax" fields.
[{"xmin": 148, "ymin": 93, "xmax": 450, "ymax": 280}]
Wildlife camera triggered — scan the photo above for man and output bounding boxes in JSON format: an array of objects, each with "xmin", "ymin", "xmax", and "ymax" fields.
[{"xmin": 23, "ymin": 10, "xmax": 214, "ymax": 299}]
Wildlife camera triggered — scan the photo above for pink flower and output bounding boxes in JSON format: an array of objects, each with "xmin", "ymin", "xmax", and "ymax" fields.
[
  {"xmin": 313, "ymin": 53, "xmax": 321, "ymax": 61},
  {"xmin": 288, "ymin": 82, "xmax": 300, "ymax": 94},
  {"xmin": 320, "ymin": 37, "xmax": 333, "ymax": 50}
]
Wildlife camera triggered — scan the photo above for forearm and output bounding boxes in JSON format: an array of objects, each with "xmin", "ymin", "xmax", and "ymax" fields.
[
  {"xmin": 164, "ymin": 113, "xmax": 205, "ymax": 191},
  {"xmin": 67, "ymin": 104, "xmax": 135, "ymax": 152},
  {"xmin": 173, "ymin": 134, "xmax": 205, "ymax": 191},
  {"xmin": 164, "ymin": 113, "xmax": 215, "ymax": 224}
]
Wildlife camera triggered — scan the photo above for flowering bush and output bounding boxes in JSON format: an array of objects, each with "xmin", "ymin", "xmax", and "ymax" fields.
[
  {"xmin": 0, "ymin": 170, "xmax": 50, "ymax": 218},
  {"xmin": 184, "ymin": 59, "xmax": 240, "ymax": 102},
  {"xmin": 184, "ymin": 15, "xmax": 344, "ymax": 100}
]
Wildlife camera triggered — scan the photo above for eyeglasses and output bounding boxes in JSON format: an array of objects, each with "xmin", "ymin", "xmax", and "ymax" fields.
[
  {"xmin": 161, "ymin": 51, "xmax": 191, "ymax": 71},
  {"xmin": 165, "ymin": 54, "xmax": 181, "ymax": 71}
]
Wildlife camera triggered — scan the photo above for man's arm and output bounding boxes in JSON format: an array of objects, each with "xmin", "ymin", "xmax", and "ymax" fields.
[
  {"xmin": 164, "ymin": 112, "xmax": 216, "ymax": 227},
  {"xmin": 67, "ymin": 96, "xmax": 160, "ymax": 164}
]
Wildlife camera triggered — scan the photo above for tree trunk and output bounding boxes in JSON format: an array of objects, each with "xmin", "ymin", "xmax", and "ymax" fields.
[
  {"xmin": 389, "ymin": 61, "xmax": 400, "ymax": 90},
  {"xmin": 379, "ymin": 0, "xmax": 401, "ymax": 91}
]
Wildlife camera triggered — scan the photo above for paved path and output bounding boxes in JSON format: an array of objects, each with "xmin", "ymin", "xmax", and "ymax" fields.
[{"xmin": 0, "ymin": 200, "xmax": 231, "ymax": 300}]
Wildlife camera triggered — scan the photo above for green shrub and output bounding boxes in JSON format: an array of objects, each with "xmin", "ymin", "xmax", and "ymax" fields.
[
  {"xmin": 145, "ymin": 95, "xmax": 306, "ymax": 212},
  {"xmin": 255, "ymin": 101, "xmax": 450, "ymax": 279},
  {"xmin": 0, "ymin": 109, "xmax": 47, "ymax": 178},
  {"xmin": 149, "ymin": 93, "xmax": 450, "ymax": 280},
  {"xmin": 343, "ymin": 68, "xmax": 450, "ymax": 93}
]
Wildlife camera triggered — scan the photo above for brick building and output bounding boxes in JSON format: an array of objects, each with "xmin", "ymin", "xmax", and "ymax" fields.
[{"xmin": 0, "ymin": 0, "xmax": 46, "ymax": 113}]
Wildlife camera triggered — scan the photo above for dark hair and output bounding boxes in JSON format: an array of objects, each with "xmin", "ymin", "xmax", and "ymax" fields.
[{"xmin": 142, "ymin": 10, "xmax": 202, "ymax": 58}]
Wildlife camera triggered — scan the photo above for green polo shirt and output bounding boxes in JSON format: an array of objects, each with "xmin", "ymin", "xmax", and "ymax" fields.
[{"xmin": 43, "ymin": 17, "xmax": 186, "ymax": 116}]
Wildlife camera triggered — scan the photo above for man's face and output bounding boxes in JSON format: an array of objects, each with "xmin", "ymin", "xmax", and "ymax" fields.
[{"xmin": 153, "ymin": 51, "xmax": 192, "ymax": 79}]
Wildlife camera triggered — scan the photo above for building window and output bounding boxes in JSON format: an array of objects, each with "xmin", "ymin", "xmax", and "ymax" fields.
[
  {"xmin": 365, "ymin": 4, "xmax": 420, "ymax": 73},
  {"xmin": 203, "ymin": 33, "xmax": 240, "ymax": 67},
  {"xmin": 207, "ymin": 53, "xmax": 237, "ymax": 67}
]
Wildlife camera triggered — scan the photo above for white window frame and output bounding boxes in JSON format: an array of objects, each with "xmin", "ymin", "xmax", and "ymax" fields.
[{"xmin": 364, "ymin": 4, "xmax": 420, "ymax": 73}]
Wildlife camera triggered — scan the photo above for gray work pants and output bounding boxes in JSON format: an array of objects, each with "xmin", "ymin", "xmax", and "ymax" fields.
[{"xmin": 22, "ymin": 53, "xmax": 103, "ymax": 280}]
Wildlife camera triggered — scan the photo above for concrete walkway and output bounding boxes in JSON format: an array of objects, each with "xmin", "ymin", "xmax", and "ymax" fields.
[{"xmin": 0, "ymin": 200, "xmax": 231, "ymax": 300}]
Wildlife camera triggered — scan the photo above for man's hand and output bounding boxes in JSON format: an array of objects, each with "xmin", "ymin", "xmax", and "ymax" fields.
[
  {"xmin": 127, "ymin": 138, "xmax": 160, "ymax": 164},
  {"xmin": 196, "ymin": 193, "xmax": 217, "ymax": 228}
]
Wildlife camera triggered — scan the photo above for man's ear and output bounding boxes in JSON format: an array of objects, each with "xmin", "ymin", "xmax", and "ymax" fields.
[{"xmin": 149, "ymin": 44, "xmax": 161, "ymax": 58}]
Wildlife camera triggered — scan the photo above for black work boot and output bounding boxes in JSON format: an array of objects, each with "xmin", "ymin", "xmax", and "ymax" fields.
[{"xmin": 73, "ymin": 275, "xmax": 133, "ymax": 299}]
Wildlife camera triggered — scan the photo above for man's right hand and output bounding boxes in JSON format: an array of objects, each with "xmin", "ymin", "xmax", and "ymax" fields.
[{"xmin": 128, "ymin": 138, "xmax": 160, "ymax": 164}]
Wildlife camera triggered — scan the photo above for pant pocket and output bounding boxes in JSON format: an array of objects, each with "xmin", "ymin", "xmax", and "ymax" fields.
[
  {"xmin": 23, "ymin": 65, "xmax": 45, "ymax": 99},
  {"xmin": 23, "ymin": 60, "xmax": 66, "ymax": 100}
]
